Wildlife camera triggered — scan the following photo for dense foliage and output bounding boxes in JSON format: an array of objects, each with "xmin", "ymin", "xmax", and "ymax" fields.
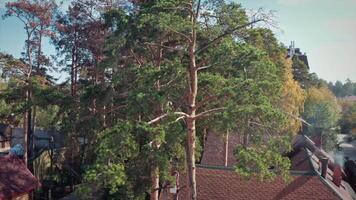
[
  {"xmin": 0, "ymin": 0, "xmax": 348, "ymax": 200},
  {"xmin": 302, "ymin": 87, "xmax": 341, "ymax": 149},
  {"xmin": 328, "ymin": 79, "xmax": 356, "ymax": 97},
  {"xmin": 338, "ymin": 100, "xmax": 356, "ymax": 136}
]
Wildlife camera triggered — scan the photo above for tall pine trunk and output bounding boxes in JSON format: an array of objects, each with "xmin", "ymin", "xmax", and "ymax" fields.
[
  {"xmin": 150, "ymin": 165, "xmax": 159, "ymax": 200},
  {"xmin": 186, "ymin": 13, "xmax": 198, "ymax": 199},
  {"xmin": 150, "ymin": 42, "xmax": 163, "ymax": 200},
  {"xmin": 23, "ymin": 109, "xmax": 28, "ymax": 165}
]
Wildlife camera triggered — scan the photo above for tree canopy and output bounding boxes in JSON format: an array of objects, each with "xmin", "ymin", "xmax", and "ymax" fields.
[{"xmin": 0, "ymin": 0, "xmax": 346, "ymax": 200}]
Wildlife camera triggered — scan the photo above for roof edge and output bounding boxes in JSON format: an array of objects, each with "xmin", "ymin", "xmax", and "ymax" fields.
[
  {"xmin": 316, "ymin": 173, "xmax": 348, "ymax": 200},
  {"xmin": 196, "ymin": 164, "xmax": 317, "ymax": 176}
]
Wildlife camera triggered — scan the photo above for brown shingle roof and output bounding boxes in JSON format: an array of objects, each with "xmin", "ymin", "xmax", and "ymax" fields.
[
  {"xmin": 0, "ymin": 154, "xmax": 40, "ymax": 200},
  {"xmin": 175, "ymin": 167, "xmax": 342, "ymax": 200},
  {"xmin": 200, "ymin": 132, "xmax": 240, "ymax": 166},
  {"xmin": 196, "ymin": 133, "xmax": 356, "ymax": 200},
  {"xmin": 201, "ymin": 132, "xmax": 313, "ymax": 171}
]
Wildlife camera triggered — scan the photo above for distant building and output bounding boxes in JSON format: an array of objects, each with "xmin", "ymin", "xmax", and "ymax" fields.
[
  {"xmin": 287, "ymin": 41, "xmax": 310, "ymax": 68},
  {"xmin": 8, "ymin": 127, "xmax": 64, "ymax": 160}
]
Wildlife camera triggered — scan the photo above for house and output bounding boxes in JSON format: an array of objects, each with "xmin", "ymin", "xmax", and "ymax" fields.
[
  {"xmin": 287, "ymin": 41, "xmax": 309, "ymax": 67},
  {"xmin": 11, "ymin": 128, "xmax": 63, "ymax": 156},
  {"xmin": 161, "ymin": 133, "xmax": 356, "ymax": 200},
  {"xmin": 0, "ymin": 154, "xmax": 40, "ymax": 200}
]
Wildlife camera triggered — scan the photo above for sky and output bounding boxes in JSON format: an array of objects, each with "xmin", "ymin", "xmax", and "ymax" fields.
[{"xmin": 0, "ymin": 0, "xmax": 356, "ymax": 82}]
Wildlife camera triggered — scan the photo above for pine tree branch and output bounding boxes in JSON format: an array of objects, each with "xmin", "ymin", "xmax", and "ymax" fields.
[
  {"xmin": 194, "ymin": 107, "xmax": 227, "ymax": 119},
  {"xmin": 283, "ymin": 112, "xmax": 312, "ymax": 127},
  {"xmin": 195, "ymin": 19, "xmax": 263, "ymax": 54},
  {"xmin": 144, "ymin": 42, "xmax": 187, "ymax": 53},
  {"xmin": 130, "ymin": 49, "xmax": 142, "ymax": 66},
  {"xmin": 195, "ymin": 95, "xmax": 218, "ymax": 109},
  {"xmin": 195, "ymin": 0, "xmax": 202, "ymax": 19},
  {"xmin": 147, "ymin": 112, "xmax": 189, "ymax": 125},
  {"xmin": 165, "ymin": 26, "xmax": 191, "ymax": 42},
  {"xmin": 197, "ymin": 64, "xmax": 213, "ymax": 71}
]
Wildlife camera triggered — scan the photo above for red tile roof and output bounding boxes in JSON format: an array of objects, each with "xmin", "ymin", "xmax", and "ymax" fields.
[
  {"xmin": 174, "ymin": 167, "xmax": 342, "ymax": 200},
  {"xmin": 195, "ymin": 133, "xmax": 356, "ymax": 200},
  {"xmin": 288, "ymin": 148, "xmax": 314, "ymax": 171},
  {"xmin": 0, "ymin": 154, "xmax": 40, "ymax": 200},
  {"xmin": 201, "ymin": 132, "xmax": 236, "ymax": 166},
  {"xmin": 201, "ymin": 132, "xmax": 313, "ymax": 171}
]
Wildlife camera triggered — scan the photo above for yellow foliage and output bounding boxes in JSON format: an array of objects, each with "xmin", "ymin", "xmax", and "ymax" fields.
[
  {"xmin": 33, "ymin": 150, "xmax": 51, "ymax": 181},
  {"xmin": 278, "ymin": 58, "xmax": 305, "ymax": 134},
  {"xmin": 303, "ymin": 86, "xmax": 341, "ymax": 129},
  {"xmin": 306, "ymin": 86, "xmax": 338, "ymax": 103}
]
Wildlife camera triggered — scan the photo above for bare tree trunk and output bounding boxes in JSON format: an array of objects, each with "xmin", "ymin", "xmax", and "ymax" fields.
[
  {"xmin": 150, "ymin": 165, "xmax": 159, "ymax": 200},
  {"xmin": 24, "ymin": 29, "xmax": 32, "ymax": 167},
  {"xmin": 31, "ymin": 105, "xmax": 36, "ymax": 162},
  {"xmin": 224, "ymin": 130, "xmax": 229, "ymax": 167},
  {"xmin": 27, "ymin": 90, "xmax": 33, "ymax": 170},
  {"xmin": 243, "ymin": 132, "xmax": 249, "ymax": 148},
  {"xmin": 23, "ymin": 109, "xmax": 28, "ymax": 165},
  {"xmin": 71, "ymin": 45, "xmax": 77, "ymax": 96},
  {"xmin": 31, "ymin": 106, "xmax": 36, "ymax": 132},
  {"xmin": 186, "ymin": 11, "xmax": 198, "ymax": 199},
  {"xmin": 71, "ymin": 32, "xmax": 78, "ymax": 96},
  {"xmin": 149, "ymin": 39, "xmax": 164, "ymax": 200}
]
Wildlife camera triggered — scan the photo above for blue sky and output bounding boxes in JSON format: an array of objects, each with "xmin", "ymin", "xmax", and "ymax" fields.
[{"xmin": 1, "ymin": 0, "xmax": 356, "ymax": 82}]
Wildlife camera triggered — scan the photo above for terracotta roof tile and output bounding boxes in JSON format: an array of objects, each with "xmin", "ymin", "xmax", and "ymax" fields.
[
  {"xmin": 201, "ymin": 133, "xmax": 243, "ymax": 167},
  {"xmin": 175, "ymin": 167, "xmax": 342, "ymax": 200},
  {"xmin": 196, "ymin": 133, "xmax": 355, "ymax": 200},
  {"xmin": 201, "ymin": 133, "xmax": 312, "ymax": 171},
  {"xmin": 289, "ymin": 148, "xmax": 314, "ymax": 171}
]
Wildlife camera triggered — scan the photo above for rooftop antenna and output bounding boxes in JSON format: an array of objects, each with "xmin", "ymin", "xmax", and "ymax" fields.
[{"xmin": 288, "ymin": 41, "xmax": 295, "ymax": 57}]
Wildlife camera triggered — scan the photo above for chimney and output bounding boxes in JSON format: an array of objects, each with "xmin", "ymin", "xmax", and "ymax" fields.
[
  {"xmin": 332, "ymin": 165, "xmax": 342, "ymax": 187},
  {"xmin": 320, "ymin": 157, "xmax": 329, "ymax": 178},
  {"xmin": 223, "ymin": 132, "xmax": 229, "ymax": 167}
]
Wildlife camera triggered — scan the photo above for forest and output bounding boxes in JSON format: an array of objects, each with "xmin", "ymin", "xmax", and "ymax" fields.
[{"xmin": 0, "ymin": 0, "xmax": 355, "ymax": 200}]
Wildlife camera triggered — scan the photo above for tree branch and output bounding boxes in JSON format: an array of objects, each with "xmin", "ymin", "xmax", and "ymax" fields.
[
  {"xmin": 195, "ymin": 95, "xmax": 218, "ymax": 109},
  {"xmin": 144, "ymin": 42, "xmax": 187, "ymax": 53},
  {"xmin": 195, "ymin": 19, "xmax": 263, "ymax": 54},
  {"xmin": 248, "ymin": 120, "xmax": 272, "ymax": 129},
  {"xmin": 147, "ymin": 112, "xmax": 189, "ymax": 125},
  {"xmin": 194, "ymin": 107, "xmax": 227, "ymax": 119},
  {"xmin": 195, "ymin": 0, "xmax": 202, "ymax": 19},
  {"xmin": 130, "ymin": 49, "xmax": 142, "ymax": 67},
  {"xmin": 283, "ymin": 112, "xmax": 312, "ymax": 127},
  {"xmin": 165, "ymin": 26, "xmax": 191, "ymax": 42},
  {"xmin": 197, "ymin": 64, "xmax": 213, "ymax": 71}
]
